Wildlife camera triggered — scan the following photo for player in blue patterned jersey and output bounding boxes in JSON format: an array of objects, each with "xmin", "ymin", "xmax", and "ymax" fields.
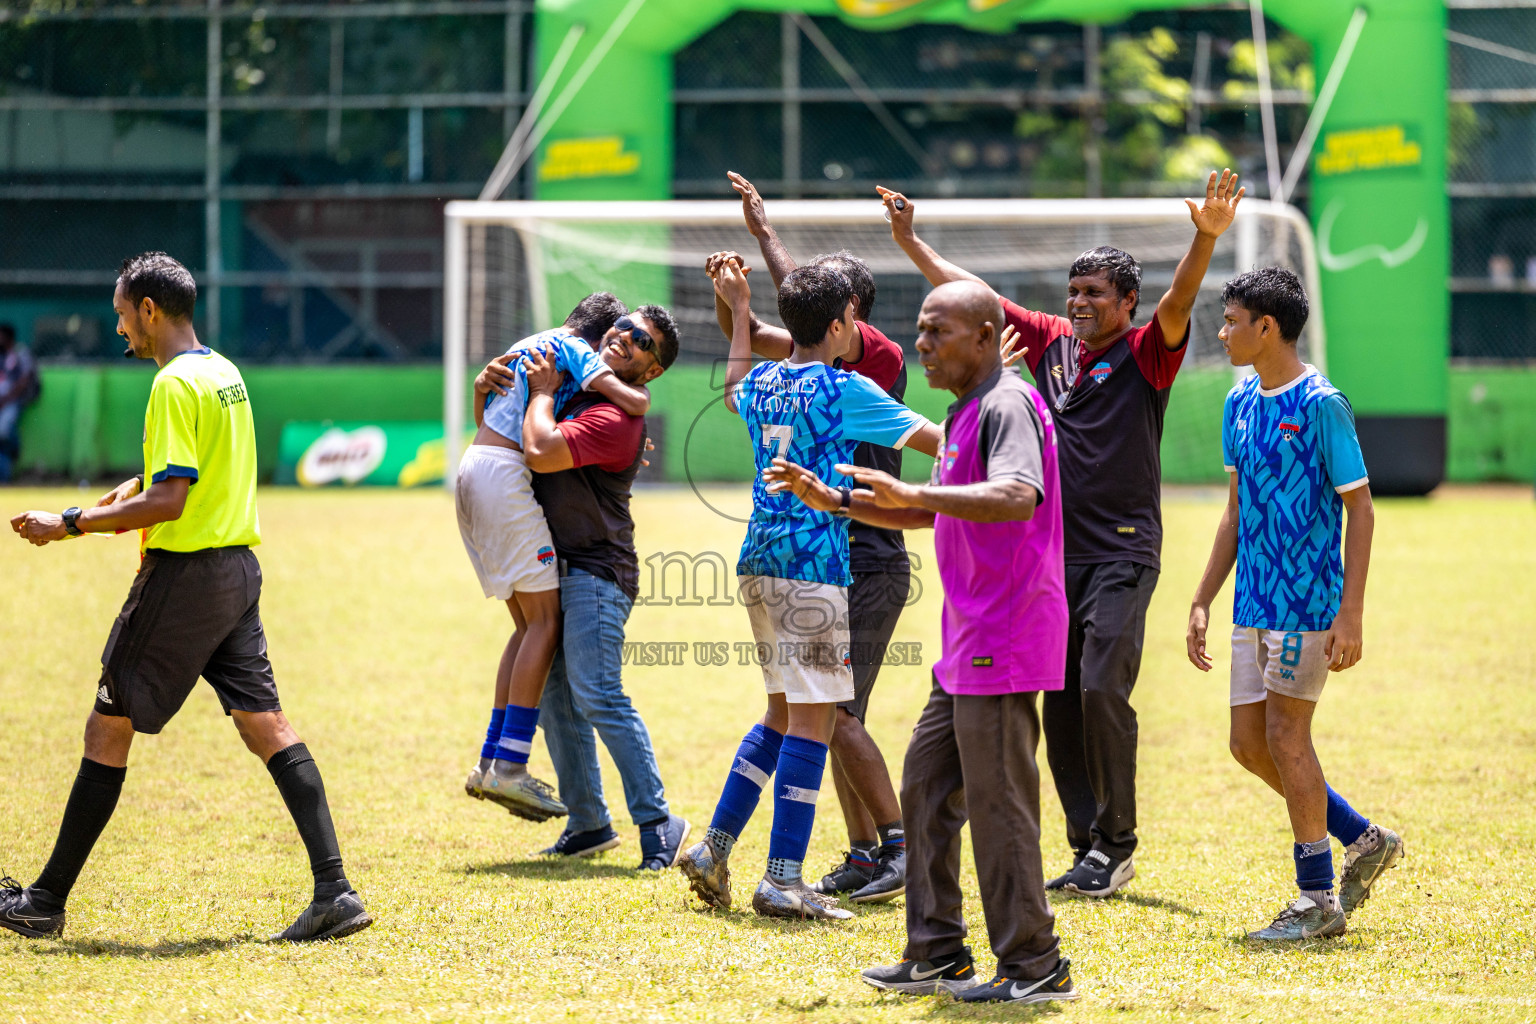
[
  {"xmin": 678, "ymin": 260, "xmax": 939, "ymax": 921},
  {"xmin": 733, "ymin": 358, "xmax": 925, "ymax": 586},
  {"xmin": 1186, "ymin": 268, "xmax": 1402, "ymax": 942}
]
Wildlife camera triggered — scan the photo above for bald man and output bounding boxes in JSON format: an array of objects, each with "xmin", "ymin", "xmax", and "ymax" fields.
[{"xmin": 766, "ymin": 281, "xmax": 1076, "ymax": 1004}]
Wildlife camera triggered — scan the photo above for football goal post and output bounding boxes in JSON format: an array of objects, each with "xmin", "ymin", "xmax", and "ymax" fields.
[{"xmin": 442, "ymin": 198, "xmax": 1324, "ymax": 486}]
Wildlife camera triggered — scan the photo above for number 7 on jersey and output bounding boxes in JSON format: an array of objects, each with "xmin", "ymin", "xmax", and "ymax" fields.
[{"xmin": 761, "ymin": 424, "xmax": 794, "ymax": 458}]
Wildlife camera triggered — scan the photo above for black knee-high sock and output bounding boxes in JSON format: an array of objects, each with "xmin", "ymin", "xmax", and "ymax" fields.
[
  {"xmin": 32, "ymin": 758, "xmax": 127, "ymax": 910},
  {"xmin": 265, "ymin": 743, "xmax": 349, "ymax": 901}
]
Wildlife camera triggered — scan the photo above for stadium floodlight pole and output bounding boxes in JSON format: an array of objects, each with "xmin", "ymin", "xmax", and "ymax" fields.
[
  {"xmin": 1248, "ymin": 0, "xmax": 1283, "ymax": 202},
  {"xmin": 1278, "ymin": 6, "xmax": 1370, "ymax": 205},
  {"xmin": 479, "ymin": 22, "xmax": 586, "ymax": 202}
]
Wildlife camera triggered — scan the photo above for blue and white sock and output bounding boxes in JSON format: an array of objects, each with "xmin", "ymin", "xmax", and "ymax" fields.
[
  {"xmin": 496, "ymin": 704, "xmax": 539, "ymax": 766},
  {"xmin": 1294, "ymin": 836, "xmax": 1335, "ymax": 906},
  {"xmin": 1325, "ymin": 784, "xmax": 1370, "ymax": 846},
  {"xmin": 766, "ymin": 736, "xmax": 828, "ymax": 886},
  {"xmin": 481, "ymin": 708, "xmax": 507, "ymax": 762},
  {"xmin": 705, "ymin": 724, "xmax": 784, "ymax": 858}
]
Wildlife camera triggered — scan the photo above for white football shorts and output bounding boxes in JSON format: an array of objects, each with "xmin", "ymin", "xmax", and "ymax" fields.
[
  {"xmin": 455, "ymin": 444, "xmax": 559, "ymax": 599},
  {"xmin": 1229, "ymin": 626, "xmax": 1331, "ymax": 706},
  {"xmin": 739, "ymin": 575, "xmax": 854, "ymax": 705}
]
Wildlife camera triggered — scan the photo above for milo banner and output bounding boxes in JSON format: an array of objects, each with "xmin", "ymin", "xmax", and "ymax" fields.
[{"xmin": 277, "ymin": 421, "xmax": 473, "ymax": 488}]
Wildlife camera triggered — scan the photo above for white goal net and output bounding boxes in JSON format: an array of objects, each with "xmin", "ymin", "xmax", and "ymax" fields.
[{"xmin": 442, "ymin": 198, "xmax": 1324, "ymax": 484}]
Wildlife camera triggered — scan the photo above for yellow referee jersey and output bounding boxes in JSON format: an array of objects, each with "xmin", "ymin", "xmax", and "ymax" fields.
[{"xmin": 141, "ymin": 347, "xmax": 261, "ymax": 552}]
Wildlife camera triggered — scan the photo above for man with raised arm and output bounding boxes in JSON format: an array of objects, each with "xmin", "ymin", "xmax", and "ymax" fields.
[
  {"xmin": 701, "ymin": 170, "xmax": 916, "ymax": 905},
  {"xmin": 765, "ymin": 280, "xmax": 1076, "ymax": 1004},
  {"xmin": 677, "ymin": 258, "xmax": 939, "ymax": 921},
  {"xmin": 880, "ymin": 171, "xmax": 1243, "ymax": 897}
]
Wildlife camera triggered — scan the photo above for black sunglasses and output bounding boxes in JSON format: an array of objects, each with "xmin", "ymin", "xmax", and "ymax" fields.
[{"xmin": 613, "ymin": 315, "xmax": 655, "ymax": 352}]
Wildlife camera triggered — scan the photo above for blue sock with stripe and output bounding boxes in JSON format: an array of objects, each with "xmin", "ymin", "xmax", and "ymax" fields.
[
  {"xmin": 1325, "ymin": 784, "xmax": 1370, "ymax": 846},
  {"xmin": 496, "ymin": 704, "xmax": 539, "ymax": 765},
  {"xmin": 767, "ymin": 735, "xmax": 828, "ymax": 885},
  {"xmin": 706, "ymin": 724, "xmax": 783, "ymax": 858},
  {"xmin": 482, "ymin": 708, "xmax": 507, "ymax": 761}
]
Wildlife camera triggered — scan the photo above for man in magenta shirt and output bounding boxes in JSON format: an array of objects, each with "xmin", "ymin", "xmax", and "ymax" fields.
[{"xmin": 765, "ymin": 281, "xmax": 1076, "ymax": 1006}]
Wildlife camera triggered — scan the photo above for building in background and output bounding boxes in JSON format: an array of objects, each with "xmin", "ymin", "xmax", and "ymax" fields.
[{"xmin": 5, "ymin": 2, "xmax": 1533, "ymax": 363}]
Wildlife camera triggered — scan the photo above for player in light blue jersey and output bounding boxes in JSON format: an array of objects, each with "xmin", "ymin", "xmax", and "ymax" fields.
[
  {"xmin": 678, "ymin": 260, "xmax": 940, "ymax": 921},
  {"xmin": 457, "ymin": 294, "xmax": 663, "ymax": 823},
  {"xmin": 1186, "ymin": 268, "xmax": 1402, "ymax": 942}
]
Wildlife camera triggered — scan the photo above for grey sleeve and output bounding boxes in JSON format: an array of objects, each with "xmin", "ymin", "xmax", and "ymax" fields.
[{"xmin": 976, "ymin": 385, "xmax": 1045, "ymax": 499}]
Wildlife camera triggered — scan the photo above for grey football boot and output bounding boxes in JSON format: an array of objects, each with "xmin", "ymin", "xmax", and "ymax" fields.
[{"xmin": 1340, "ymin": 825, "xmax": 1404, "ymax": 915}]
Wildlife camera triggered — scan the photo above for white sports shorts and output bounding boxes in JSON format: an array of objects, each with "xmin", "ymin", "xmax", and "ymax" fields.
[
  {"xmin": 1229, "ymin": 626, "xmax": 1331, "ymax": 706},
  {"xmin": 739, "ymin": 575, "xmax": 854, "ymax": 705},
  {"xmin": 455, "ymin": 445, "xmax": 558, "ymax": 599}
]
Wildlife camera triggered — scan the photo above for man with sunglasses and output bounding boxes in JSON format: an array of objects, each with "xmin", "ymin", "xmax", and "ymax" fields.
[{"xmin": 474, "ymin": 296, "xmax": 690, "ymax": 870}]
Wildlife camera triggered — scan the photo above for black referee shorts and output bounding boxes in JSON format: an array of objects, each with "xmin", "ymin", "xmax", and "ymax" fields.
[
  {"xmin": 838, "ymin": 570, "xmax": 911, "ymax": 723},
  {"xmin": 96, "ymin": 546, "xmax": 281, "ymax": 735}
]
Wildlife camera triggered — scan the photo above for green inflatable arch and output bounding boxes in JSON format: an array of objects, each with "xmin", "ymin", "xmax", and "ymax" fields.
[{"xmin": 531, "ymin": 0, "xmax": 1447, "ymax": 494}]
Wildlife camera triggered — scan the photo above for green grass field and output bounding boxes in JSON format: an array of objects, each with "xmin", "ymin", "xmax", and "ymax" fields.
[{"xmin": 1, "ymin": 484, "xmax": 1533, "ymax": 1023}]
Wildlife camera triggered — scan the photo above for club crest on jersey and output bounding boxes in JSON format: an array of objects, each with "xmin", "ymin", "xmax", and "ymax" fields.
[
  {"xmin": 944, "ymin": 441, "xmax": 959, "ymax": 470},
  {"xmin": 1278, "ymin": 421, "xmax": 1301, "ymax": 441},
  {"xmin": 536, "ymin": 545, "xmax": 555, "ymax": 566},
  {"xmin": 1089, "ymin": 361, "xmax": 1113, "ymax": 383}
]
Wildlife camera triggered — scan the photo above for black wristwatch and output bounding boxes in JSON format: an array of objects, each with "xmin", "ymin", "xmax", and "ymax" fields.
[
  {"xmin": 831, "ymin": 486, "xmax": 852, "ymax": 517},
  {"xmin": 61, "ymin": 506, "xmax": 84, "ymax": 537}
]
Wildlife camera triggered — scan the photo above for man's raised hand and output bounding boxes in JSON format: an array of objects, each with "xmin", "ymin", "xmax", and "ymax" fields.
[
  {"xmin": 1186, "ymin": 168, "xmax": 1244, "ymax": 239},
  {"xmin": 876, "ymin": 186, "xmax": 914, "ymax": 241},
  {"xmin": 705, "ymin": 250, "xmax": 750, "ymax": 280},
  {"xmin": 728, "ymin": 172, "xmax": 771, "ymax": 239},
  {"xmin": 713, "ymin": 256, "xmax": 752, "ymax": 312},
  {"xmin": 999, "ymin": 323, "xmax": 1028, "ymax": 370}
]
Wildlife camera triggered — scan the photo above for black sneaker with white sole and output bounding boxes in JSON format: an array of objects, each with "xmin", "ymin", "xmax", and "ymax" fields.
[
  {"xmin": 540, "ymin": 825, "xmax": 621, "ymax": 858},
  {"xmin": 860, "ymin": 945, "xmax": 982, "ymax": 994},
  {"xmin": 0, "ymin": 878, "xmax": 64, "ymax": 939},
  {"xmin": 1045, "ymin": 852, "xmax": 1087, "ymax": 891},
  {"xmin": 850, "ymin": 844, "xmax": 905, "ymax": 904},
  {"xmin": 269, "ymin": 890, "xmax": 373, "ymax": 943},
  {"xmin": 637, "ymin": 815, "xmax": 691, "ymax": 871},
  {"xmin": 958, "ymin": 958, "xmax": 1079, "ymax": 1004},
  {"xmin": 1062, "ymin": 850, "xmax": 1135, "ymax": 897}
]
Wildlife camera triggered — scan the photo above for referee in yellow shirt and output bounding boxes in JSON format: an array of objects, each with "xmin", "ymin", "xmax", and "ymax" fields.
[{"xmin": 3, "ymin": 252, "xmax": 370, "ymax": 943}]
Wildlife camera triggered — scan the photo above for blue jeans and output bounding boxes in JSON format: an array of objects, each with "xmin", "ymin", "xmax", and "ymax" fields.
[{"xmin": 540, "ymin": 568, "xmax": 669, "ymax": 833}]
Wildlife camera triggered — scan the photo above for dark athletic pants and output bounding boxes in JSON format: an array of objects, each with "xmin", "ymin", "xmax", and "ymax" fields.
[
  {"xmin": 902, "ymin": 676, "xmax": 1059, "ymax": 979},
  {"xmin": 1042, "ymin": 560, "xmax": 1158, "ymax": 863}
]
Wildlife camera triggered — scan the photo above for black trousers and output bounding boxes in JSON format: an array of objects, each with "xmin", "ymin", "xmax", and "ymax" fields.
[
  {"xmin": 903, "ymin": 677, "xmax": 1059, "ymax": 979},
  {"xmin": 1042, "ymin": 560, "xmax": 1158, "ymax": 862}
]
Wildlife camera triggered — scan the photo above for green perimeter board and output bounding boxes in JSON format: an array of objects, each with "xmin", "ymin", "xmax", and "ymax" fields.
[
  {"xmin": 17, "ymin": 364, "xmax": 1531, "ymax": 487},
  {"xmin": 531, "ymin": 0, "xmax": 1449, "ymax": 493}
]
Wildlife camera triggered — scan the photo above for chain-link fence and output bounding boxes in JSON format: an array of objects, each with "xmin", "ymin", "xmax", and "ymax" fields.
[
  {"xmin": 1448, "ymin": 5, "xmax": 1536, "ymax": 360},
  {"xmin": 0, "ymin": 0, "xmax": 530, "ymax": 362}
]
